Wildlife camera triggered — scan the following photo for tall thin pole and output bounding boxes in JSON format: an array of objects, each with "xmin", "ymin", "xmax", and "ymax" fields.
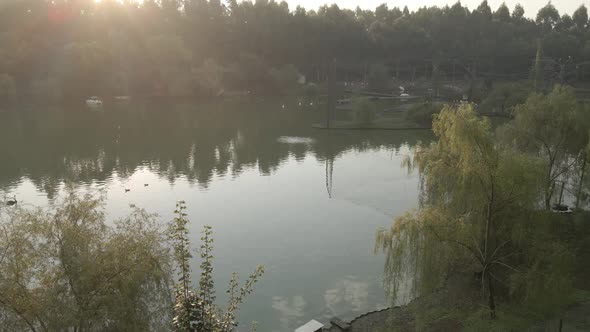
[
  {"xmin": 453, "ymin": 59, "xmax": 456, "ymax": 84},
  {"xmin": 558, "ymin": 181, "xmax": 565, "ymax": 206}
]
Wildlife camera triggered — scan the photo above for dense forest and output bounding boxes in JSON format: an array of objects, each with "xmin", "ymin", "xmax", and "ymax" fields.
[{"xmin": 1, "ymin": 0, "xmax": 589, "ymax": 102}]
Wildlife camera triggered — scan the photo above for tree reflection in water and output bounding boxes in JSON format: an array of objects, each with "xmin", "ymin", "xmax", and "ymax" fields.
[{"xmin": 0, "ymin": 98, "xmax": 433, "ymax": 198}]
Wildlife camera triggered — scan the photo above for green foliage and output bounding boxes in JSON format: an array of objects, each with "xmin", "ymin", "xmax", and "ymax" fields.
[
  {"xmin": 498, "ymin": 85, "xmax": 589, "ymax": 209},
  {"xmin": 268, "ymin": 64, "xmax": 302, "ymax": 94},
  {"xmin": 509, "ymin": 240, "xmax": 574, "ymax": 313},
  {"xmin": 1, "ymin": 0, "xmax": 589, "ymax": 101},
  {"xmin": 479, "ymin": 82, "xmax": 531, "ymax": 115},
  {"xmin": 536, "ymin": 3, "xmax": 560, "ymax": 32},
  {"xmin": 0, "ymin": 191, "xmax": 172, "ymax": 331},
  {"xmin": 228, "ymin": 53, "xmax": 269, "ymax": 92},
  {"xmin": 169, "ymin": 201, "xmax": 264, "ymax": 332},
  {"xmin": 60, "ymin": 41, "xmax": 112, "ymax": 100},
  {"xmin": 0, "ymin": 195, "xmax": 264, "ymax": 332},
  {"xmin": 352, "ymin": 97, "xmax": 377, "ymax": 126},
  {"xmin": 493, "ymin": 3, "xmax": 511, "ymax": 22},
  {"xmin": 405, "ymin": 102, "xmax": 442, "ymax": 125},
  {"xmin": 573, "ymin": 5, "xmax": 588, "ymax": 30},
  {"xmin": 376, "ymin": 104, "xmax": 573, "ymax": 321}
]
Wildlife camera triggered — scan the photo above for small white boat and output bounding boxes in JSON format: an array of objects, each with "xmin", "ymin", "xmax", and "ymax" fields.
[
  {"xmin": 400, "ymin": 93, "xmax": 410, "ymax": 102},
  {"xmin": 86, "ymin": 96, "xmax": 103, "ymax": 107},
  {"xmin": 295, "ymin": 320, "xmax": 323, "ymax": 332}
]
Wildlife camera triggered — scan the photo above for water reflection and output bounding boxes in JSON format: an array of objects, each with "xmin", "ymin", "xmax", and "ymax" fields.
[
  {"xmin": 0, "ymin": 98, "xmax": 432, "ymax": 331},
  {"xmin": 322, "ymin": 276, "xmax": 388, "ymax": 322},
  {"xmin": 0, "ymin": 98, "xmax": 432, "ymax": 197},
  {"xmin": 271, "ymin": 295, "xmax": 308, "ymax": 331},
  {"xmin": 324, "ymin": 277, "xmax": 369, "ymax": 313}
]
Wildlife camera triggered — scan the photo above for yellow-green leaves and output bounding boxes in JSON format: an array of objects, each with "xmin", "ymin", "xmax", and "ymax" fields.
[
  {"xmin": 169, "ymin": 205, "xmax": 264, "ymax": 332},
  {"xmin": 0, "ymin": 192, "xmax": 171, "ymax": 331}
]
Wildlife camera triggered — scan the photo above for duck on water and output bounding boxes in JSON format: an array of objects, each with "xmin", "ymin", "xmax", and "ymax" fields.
[{"xmin": 5, "ymin": 196, "xmax": 17, "ymax": 206}]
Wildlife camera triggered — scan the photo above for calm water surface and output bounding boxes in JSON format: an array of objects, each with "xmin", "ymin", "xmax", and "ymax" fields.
[{"xmin": 0, "ymin": 98, "xmax": 432, "ymax": 331}]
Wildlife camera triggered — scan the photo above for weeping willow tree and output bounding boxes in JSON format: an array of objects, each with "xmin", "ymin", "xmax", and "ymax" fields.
[
  {"xmin": 375, "ymin": 104, "xmax": 573, "ymax": 320},
  {"xmin": 0, "ymin": 192, "xmax": 173, "ymax": 331}
]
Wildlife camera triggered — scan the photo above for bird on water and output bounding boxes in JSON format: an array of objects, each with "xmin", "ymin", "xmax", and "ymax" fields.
[{"xmin": 6, "ymin": 196, "xmax": 17, "ymax": 206}]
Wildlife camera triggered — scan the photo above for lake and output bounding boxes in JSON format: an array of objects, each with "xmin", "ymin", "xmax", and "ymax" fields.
[{"xmin": 0, "ymin": 97, "xmax": 432, "ymax": 331}]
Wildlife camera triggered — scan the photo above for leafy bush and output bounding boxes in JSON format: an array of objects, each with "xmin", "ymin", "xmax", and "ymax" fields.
[
  {"xmin": 169, "ymin": 201, "xmax": 264, "ymax": 332},
  {"xmin": 0, "ymin": 192, "xmax": 172, "ymax": 331},
  {"xmin": 405, "ymin": 102, "xmax": 442, "ymax": 125},
  {"xmin": 0, "ymin": 194, "xmax": 264, "ymax": 332},
  {"xmin": 480, "ymin": 82, "xmax": 531, "ymax": 115},
  {"xmin": 352, "ymin": 97, "xmax": 377, "ymax": 126},
  {"xmin": 268, "ymin": 64, "xmax": 301, "ymax": 94}
]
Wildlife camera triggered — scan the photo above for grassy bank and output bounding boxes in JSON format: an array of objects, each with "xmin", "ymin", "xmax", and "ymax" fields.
[{"xmin": 374, "ymin": 211, "xmax": 590, "ymax": 332}]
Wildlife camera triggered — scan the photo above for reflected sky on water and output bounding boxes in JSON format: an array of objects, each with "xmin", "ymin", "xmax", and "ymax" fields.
[{"xmin": 0, "ymin": 97, "xmax": 433, "ymax": 331}]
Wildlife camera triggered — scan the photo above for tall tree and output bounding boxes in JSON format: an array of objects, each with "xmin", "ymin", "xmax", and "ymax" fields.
[
  {"xmin": 498, "ymin": 85, "xmax": 587, "ymax": 210},
  {"xmin": 572, "ymin": 5, "xmax": 588, "ymax": 31},
  {"xmin": 536, "ymin": 2, "xmax": 560, "ymax": 33},
  {"xmin": 512, "ymin": 4, "xmax": 525, "ymax": 20},
  {"xmin": 376, "ymin": 104, "xmax": 545, "ymax": 319},
  {"xmin": 493, "ymin": 3, "xmax": 510, "ymax": 22}
]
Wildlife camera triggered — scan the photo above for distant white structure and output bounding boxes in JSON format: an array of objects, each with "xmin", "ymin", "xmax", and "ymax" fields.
[
  {"xmin": 277, "ymin": 136, "xmax": 316, "ymax": 145},
  {"xmin": 295, "ymin": 319, "xmax": 323, "ymax": 332},
  {"xmin": 86, "ymin": 96, "xmax": 103, "ymax": 107}
]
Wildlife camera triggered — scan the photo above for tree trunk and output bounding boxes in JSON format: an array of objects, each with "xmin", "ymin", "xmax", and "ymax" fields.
[
  {"xmin": 484, "ymin": 192, "xmax": 496, "ymax": 319},
  {"xmin": 545, "ymin": 180, "xmax": 555, "ymax": 210},
  {"xmin": 558, "ymin": 181, "xmax": 565, "ymax": 205},
  {"xmin": 576, "ymin": 154, "xmax": 587, "ymax": 209},
  {"xmin": 453, "ymin": 59, "xmax": 456, "ymax": 84},
  {"xmin": 487, "ymin": 272, "xmax": 497, "ymax": 319}
]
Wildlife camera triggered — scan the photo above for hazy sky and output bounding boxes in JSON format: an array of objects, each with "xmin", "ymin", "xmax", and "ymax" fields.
[{"xmin": 285, "ymin": 0, "xmax": 588, "ymax": 17}]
